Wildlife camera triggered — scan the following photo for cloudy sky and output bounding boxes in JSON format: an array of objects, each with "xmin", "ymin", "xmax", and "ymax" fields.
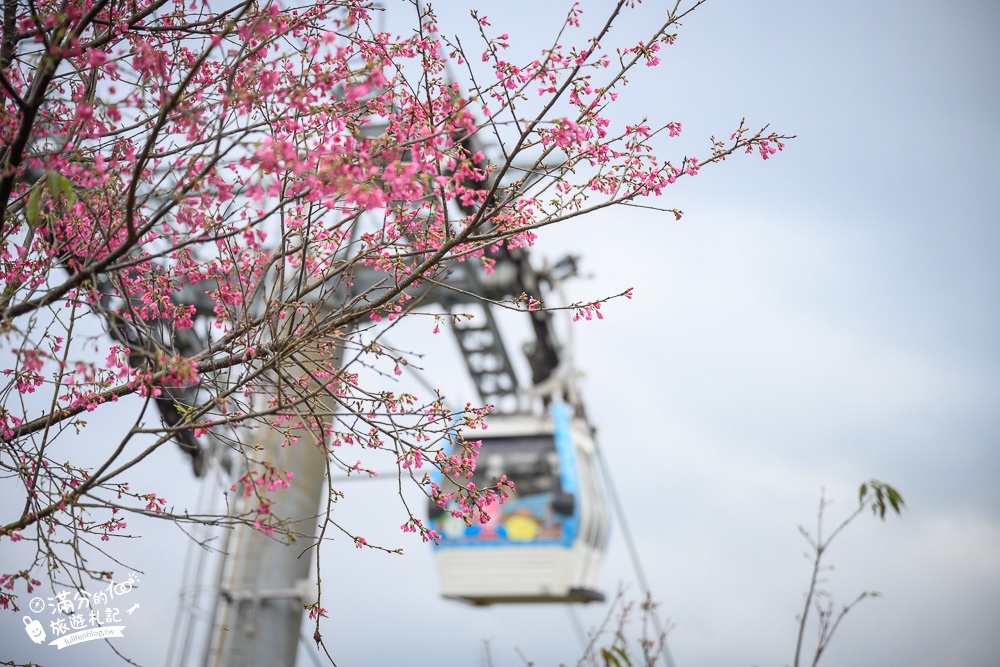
[{"xmin": 3, "ymin": 1, "xmax": 998, "ymax": 666}]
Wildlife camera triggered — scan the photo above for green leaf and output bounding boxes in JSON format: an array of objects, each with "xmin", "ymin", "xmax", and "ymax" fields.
[
  {"xmin": 613, "ymin": 646, "xmax": 633, "ymax": 667},
  {"xmin": 26, "ymin": 185, "xmax": 41, "ymax": 227},
  {"xmin": 864, "ymin": 479, "xmax": 905, "ymax": 520},
  {"xmin": 45, "ymin": 172, "xmax": 77, "ymax": 206},
  {"xmin": 58, "ymin": 174, "xmax": 77, "ymax": 206},
  {"xmin": 886, "ymin": 485, "xmax": 905, "ymax": 515}
]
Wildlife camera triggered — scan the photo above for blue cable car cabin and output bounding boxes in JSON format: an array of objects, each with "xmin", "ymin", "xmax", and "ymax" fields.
[{"xmin": 429, "ymin": 403, "xmax": 610, "ymax": 605}]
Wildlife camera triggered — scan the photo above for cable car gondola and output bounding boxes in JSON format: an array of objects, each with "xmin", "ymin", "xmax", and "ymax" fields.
[{"xmin": 429, "ymin": 403, "xmax": 610, "ymax": 605}]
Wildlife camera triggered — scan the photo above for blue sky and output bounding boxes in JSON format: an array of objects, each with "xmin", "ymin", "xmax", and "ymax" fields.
[{"xmin": 2, "ymin": 1, "xmax": 998, "ymax": 666}]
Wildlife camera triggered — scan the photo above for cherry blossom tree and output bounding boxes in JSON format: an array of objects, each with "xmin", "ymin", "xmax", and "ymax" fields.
[{"xmin": 0, "ymin": 0, "xmax": 788, "ymax": 660}]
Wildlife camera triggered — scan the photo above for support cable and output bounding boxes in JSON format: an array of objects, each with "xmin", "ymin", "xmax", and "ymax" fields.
[
  {"xmin": 548, "ymin": 274, "xmax": 675, "ymax": 666},
  {"xmin": 593, "ymin": 443, "xmax": 677, "ymax": 667},
  {"xmin": 566, "ymin": 605, "xmax": 591, "ymax": 661}
]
